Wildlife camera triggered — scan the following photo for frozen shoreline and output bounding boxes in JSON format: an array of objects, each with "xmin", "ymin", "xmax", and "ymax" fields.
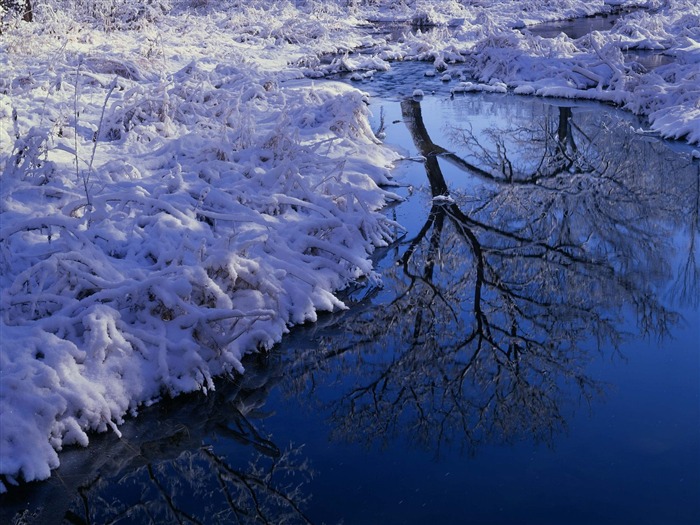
[{"xmin": 1, "ymin": 0, "xmax": 698, "ymax": 490}]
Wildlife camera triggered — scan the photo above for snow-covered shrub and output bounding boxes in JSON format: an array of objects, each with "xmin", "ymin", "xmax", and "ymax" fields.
[
  {"xmin": 0, "ymin": 0, "xmax": 31, "ymax": 34},
  {"xmin": 37, "ymin": 0, "xmax": 172, "ymax": 30},
  {"xmin": 4, "ymin": 126, "xmax": 56, "ymax": 181},
  {"xmin": 0, "ymin": 0, "xmax": 31, "ymax": 21},
  {"xmin": 466, "ymin": 30, "xmax": 579, "ymax": 86},
  {"xmin": 0, "ymin": 28, "xmax": 399, "ymax": 488}
]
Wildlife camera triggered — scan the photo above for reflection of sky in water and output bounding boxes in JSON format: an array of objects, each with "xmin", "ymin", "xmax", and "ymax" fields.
[
  {"xmin": 3, "ymin": 65, "xmax": 699, "ymax": 525},
  {"xmin": 524, "ymin": 10, "xmax": 673, "ymax": 71},
  {"xmin": 267, "ymin": 319, "xmax": 700, "ymax": 524},
  {"xmin": 526, "ymin": 13, "xmax": 619, "ymax": 39},
  {"xmin": 280, "ymin": 80, "xmax": 700, "ymax": 523}
]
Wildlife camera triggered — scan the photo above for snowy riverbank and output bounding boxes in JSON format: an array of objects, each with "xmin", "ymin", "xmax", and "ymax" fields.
[{"xmin": 1, "ymin": 0, "xmax": 698, "ymax": 491}]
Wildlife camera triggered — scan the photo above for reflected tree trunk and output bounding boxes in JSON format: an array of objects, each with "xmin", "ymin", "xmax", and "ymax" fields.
[{"xmin": 281, "ymin": 95, "xmax": 693, "ymax": 455}]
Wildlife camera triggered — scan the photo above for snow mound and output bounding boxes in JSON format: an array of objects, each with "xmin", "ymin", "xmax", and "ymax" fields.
[
  {"xmin": 0, "ymin": 38, "xmax": 399, "ymax": 491},
  {"xmin": 452, "ymin": 81, "xmax": 507, "ymax": 94}
]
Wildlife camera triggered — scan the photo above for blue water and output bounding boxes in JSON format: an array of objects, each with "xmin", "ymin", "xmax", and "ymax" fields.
[
  {"xmin": 2, "ymin": 64, "xmax": 698, "ymax": 525},
  {"xmin": 523, "ymin": 8, "xmax": 674, "ymax": 71},
  {"xmin": 526, "ymin": 11, "xmax": 624, "ymax": 39}
]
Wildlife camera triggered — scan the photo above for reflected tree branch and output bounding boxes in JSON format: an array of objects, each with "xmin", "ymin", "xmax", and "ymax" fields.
[
  {"xmin": 283, "ymin": 94, "xmax": 695, "ymax": 457},
  {"xmin": 2, "ymin": 354, "xmax": 314, "ymax": 525}
]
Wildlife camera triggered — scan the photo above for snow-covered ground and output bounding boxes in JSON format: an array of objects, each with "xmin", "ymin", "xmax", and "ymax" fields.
[{"xmin": 1, "ymin": 0, "xmax": 698, "ymax": 491}]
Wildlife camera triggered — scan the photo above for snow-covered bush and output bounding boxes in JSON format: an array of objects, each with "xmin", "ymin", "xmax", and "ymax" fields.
[
  {"xmin": 0, "ymin": 0, "xmax": 31, "ymax": 34},
  {"xmin": 0, "ymin": 0, "xmax": 31, "ymax": 19},
  {"xmin": 24, "ymin": 0, "xmax": 172, "ymax": 30},
  {"xmin": 0, "ymin": 5, "xmax": 400, "ymax": 490}
]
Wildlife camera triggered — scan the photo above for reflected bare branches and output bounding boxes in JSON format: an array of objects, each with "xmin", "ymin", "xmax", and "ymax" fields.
[
  {"xmin": 4, "ymin": 94, "xmax": 697, "ymax": 525},
  {"xmin": 672, "ymin": 162, "xmax": 700, "ymax": 308},
  {"xmin": 2, "ymin": 354, "xmax": 314, "ymax": 525},
  {"xmin": 283, "ymin": 96, "xmax": 698, "ymax": 455}
]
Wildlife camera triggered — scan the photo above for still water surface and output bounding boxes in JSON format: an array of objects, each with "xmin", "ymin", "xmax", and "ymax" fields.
[
  {"xmin": 2, "ymin": 62, "xmax": 699, "ymax": 525},
  {"xmin": 524, "ymin": 8, "xmax": 674, "ymax": 71},
  {"xmin": 526, "ymin": 9, "xmax": 631, "ymax": 39}
]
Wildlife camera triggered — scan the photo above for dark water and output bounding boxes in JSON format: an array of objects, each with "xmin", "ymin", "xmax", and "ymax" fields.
[
  {"xmin": 2, "ymin": 64, "xmax": 699, "ymax": 524},
  {"xmin": 524, "ymin": 8, "xmax": 673, "ymax": 71},
  {"xmin": 526, "ymin": 11, "xmax": 628, "ymax": 39}
]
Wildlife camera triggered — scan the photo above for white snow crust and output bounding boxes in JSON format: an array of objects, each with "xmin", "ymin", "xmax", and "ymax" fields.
[{"xmin": 1, "ymin": 0, "xmax": 698, "ymax": 490}]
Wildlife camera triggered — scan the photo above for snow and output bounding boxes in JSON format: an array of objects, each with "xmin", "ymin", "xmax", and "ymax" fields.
[
  {"xmin": 452, "ymin": 81, "xmax": 508, "ymax": 94},
  {"xmin": 1, "ymin": 0, "xmax": 699, "ymax": 491}
]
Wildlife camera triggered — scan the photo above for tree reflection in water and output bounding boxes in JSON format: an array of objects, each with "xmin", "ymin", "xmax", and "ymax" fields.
[
  {"xmin": 283, "ymin": 95, "xmax": 699, "ymax": 454},
  {"xmin": 2, "ymin": 353, "xmax": 314, "ymax": 525},
  {"xmin": 3, "ymin": 94, "xmax": 698, "ymax": 525}
]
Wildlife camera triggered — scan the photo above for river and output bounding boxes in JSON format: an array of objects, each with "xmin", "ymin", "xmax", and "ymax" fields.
[{"xmin": 2, "ymin": 52, "xmax": 699, "ymax": 525}]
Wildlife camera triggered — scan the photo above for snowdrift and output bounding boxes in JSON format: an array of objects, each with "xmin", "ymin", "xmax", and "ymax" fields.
[{"xmin": 0, "ymin": 7, "xmax": 399, "ymax": 490}]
